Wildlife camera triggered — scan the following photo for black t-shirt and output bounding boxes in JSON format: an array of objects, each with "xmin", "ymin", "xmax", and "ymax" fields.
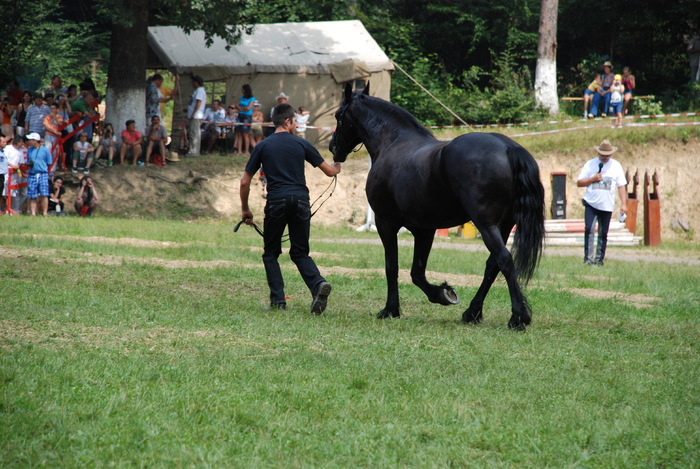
[{"xmin": 244, "ymin": 132, "xmax": 324, "ymax": 198}]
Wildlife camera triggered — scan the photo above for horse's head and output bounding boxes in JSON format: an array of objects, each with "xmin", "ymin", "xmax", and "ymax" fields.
[{"xmin": 329, "ymin": 82, "xmax": 370, "ymax": 162}]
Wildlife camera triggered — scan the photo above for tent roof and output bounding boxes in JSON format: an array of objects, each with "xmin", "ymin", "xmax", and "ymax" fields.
[{"xmin": 147, "ymin": 20, "xmax": 394, "ymax": 79}]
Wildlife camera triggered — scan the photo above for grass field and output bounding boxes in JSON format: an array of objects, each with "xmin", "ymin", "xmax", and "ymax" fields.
[{"xmin": 1, "ymin": 216, "xmax": 699, "ymax": 467}]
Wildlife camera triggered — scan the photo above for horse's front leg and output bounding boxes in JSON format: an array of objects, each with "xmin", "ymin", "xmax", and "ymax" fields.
[
  {"xmin": 411, "ymin": 228, "xmax": 459, "ymax": 306},
  {"xmin": 376, "ymin": 219, "xmax": 401, "ymax": 319}
]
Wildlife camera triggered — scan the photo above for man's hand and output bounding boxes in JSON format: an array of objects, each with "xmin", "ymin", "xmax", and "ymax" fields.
[
  {"xmin": 242, "ymin": 209, "xmax": 254, "ymax": 225},
  {"xmin": 331, "ymin": 162, "xmax": 342, "ymax": 174}
]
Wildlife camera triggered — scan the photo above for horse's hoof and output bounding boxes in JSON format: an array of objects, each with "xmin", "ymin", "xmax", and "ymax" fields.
[
  {"xmin": 508, "ymin": 319, "xmax": 527, "ymax": 332},
  {"xmin": 439, "ymin": 282, "xmax": 460, "ymax": 305},
  {"xmin": 462, "ymin": 308, "xmax": 482, "ymax": 324},
  {"xmin": 377, "ymin": 309, "xmax": 400, "ymax": 319}
]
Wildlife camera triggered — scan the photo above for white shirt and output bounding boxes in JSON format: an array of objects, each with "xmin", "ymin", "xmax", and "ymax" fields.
[
  {"xmin": 0, "ymin": 149, "xmax": 7, "ymax": 175},
  {"xmin": 295, "ymin": 113, "xmax": 310, "ymax": 132},
  {"xmin": 578, "ymin": 157, "xmax": 627, "ymax": 212},
  {"xmin": 188, "ymin": 87, "xmax": 207, "ymax": 120}
]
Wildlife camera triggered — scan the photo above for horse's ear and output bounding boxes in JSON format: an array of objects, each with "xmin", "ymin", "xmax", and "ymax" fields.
[
  {"xmin": 362, "ymin": 82, "xmax": 370, "ymax": 95},
  {"xmin": 343, "ymin": 83, "xmax": 353, "ymax": 104}
]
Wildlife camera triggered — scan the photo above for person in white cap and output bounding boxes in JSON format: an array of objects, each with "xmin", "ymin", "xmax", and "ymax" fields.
[
  {"xmin": 577, "ymin": 139, "xmax": 628, "ymax": 265},
  {"xmin": 26, "ymin": 132, "xmax": 53, "ymax": 216}
]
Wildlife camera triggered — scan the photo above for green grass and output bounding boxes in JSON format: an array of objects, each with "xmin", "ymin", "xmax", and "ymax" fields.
[{"xmin": 1, "ymin": 217, "xmax": 699, "ymax": 467}]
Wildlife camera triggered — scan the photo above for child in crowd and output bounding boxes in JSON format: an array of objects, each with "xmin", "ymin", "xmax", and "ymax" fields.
[
  {"xmin": 609, "ymin": 74, "xmax": 625, "ymax": 128},
  {"xmin": 295, "ymin": 106, "xmax": 310, "ymax": 139},
  {"xmin": 72, "ymin": 131, "xmax": 95, "ymax": 174},
  {"xmin": 48, "ymin": 175, "xmax": 66, "ymax": 214}
]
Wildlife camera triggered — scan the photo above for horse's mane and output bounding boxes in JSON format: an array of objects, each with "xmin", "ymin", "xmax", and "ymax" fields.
[{"xmin": 357, "ymin": 94, "xmax": 435, "ymax": 140}]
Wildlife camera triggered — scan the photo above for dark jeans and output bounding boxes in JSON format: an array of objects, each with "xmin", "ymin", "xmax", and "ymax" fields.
[
  {"xmin": 583, "ymin": 200, "xmax": 612, "ymax": 263},
  {"xmin": 262, "ymin": 195, "xmax": 325, "ymax": 305}
]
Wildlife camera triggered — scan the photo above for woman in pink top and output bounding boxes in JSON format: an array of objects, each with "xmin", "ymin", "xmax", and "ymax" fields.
[{"xmin": 119, "ymin": 119, "xmax": 143, "ymax": 165}]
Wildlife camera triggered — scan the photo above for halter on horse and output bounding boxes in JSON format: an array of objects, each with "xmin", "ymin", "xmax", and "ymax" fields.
[{"xmin": 330, "ymin": 83, "xmax": 545, "ymax": 330}]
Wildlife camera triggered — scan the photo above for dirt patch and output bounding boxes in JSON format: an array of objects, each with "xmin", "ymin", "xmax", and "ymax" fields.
[{"xmin": 72, "ymin": 138, "xmax": 698, "ymax": 242}]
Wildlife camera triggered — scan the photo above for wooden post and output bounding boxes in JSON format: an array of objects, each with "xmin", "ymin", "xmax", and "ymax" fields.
[
  {"xmin": 625, "ymin": 169, "xmax": 639, "ymax": 234},
  {"xmin": 643, "ymin": 170, "xmax": 661, "ymax": 246}
]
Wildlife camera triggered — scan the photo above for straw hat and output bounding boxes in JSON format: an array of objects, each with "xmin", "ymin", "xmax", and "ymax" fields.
[
  {"xmin": 166, "ymin": 151, "xmax": 181, "ymax": 162},
  {"xmin": 603, "ymin": 61, "xmax": 613, "ymax": 68},
  {"xmin": 594, "ymin": 139, "xmax": 618, "ymax": 155}
]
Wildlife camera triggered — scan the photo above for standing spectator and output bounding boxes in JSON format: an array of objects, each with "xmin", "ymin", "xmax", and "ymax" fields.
[
  {"xmin": 14, "ymin": 91, "xmax": 32, "ymax": 136},
  {"xmin": 146, "ymin": 73, "xmax": 173, "ymax": 121},
  {"xmin": 687, "ymin": 27, "xmax": 700, "ymax": 82},
  {"xmin": 251, "ymin": 101, "xmax": 265, "ymax": 145},
  {"xmin": 25, "ymin": 94, "xmax": 50, "ymax": 136},
  {"xmin": 0, "ymin": 132, "xmax": 8, "ymax": 211},
  {"xmin": 239, "ymin": 103, "xmax": 341, "ymax": 313},
  {"xmin": 71, "ymin": 92, "xmax": 97, "ymax": 141},
  {"xmin": 266, "ymin": 92, "xmax": 289, "ymax": 138},
  {"xmin": 295, "ymin": 106, "xmax": 310, "ymax": 139},
  {"xmin": 185, "ymin": 75, "xmax": 206, "ymax": 157},
  {"xmin": 74, "ymin": 175, "xmax": 99, "ymax": 216},
  {"xmin": 609, "ymin": 75, "xmax": 625, "ymax": 128},
  {"xmin": 72, "ymin": 132, "xmax": 95, "ymax": 174},
  {"xmin": 120, "ymin": 120, "xmax": 143, "ymax": 165},
  {"xmin": 159, "ymin": 75, "xmax": 178, "ymax": 122},
  {"xmin": 621, "ymin": 66, "xmax": 636, "ymax": 115},
  {"xmin": 56, "ymin": 94, "xmax": 73, "ymax": 164},
  {"xmin": 144, "ymin": 115, "xmax": 168, "ymax": 165},
  {"xmin": 44, "ymin": 75, "xmax": 67, "ymax": 96},
  {"xmin": 4, "ymin": 135, "xmax": 27, "ymax": 213},
  {"xmin": 6, "ymin": 80, "xmax": 23, "ymax": 106},
  {"xmin": 43, "ymin": 102, "xmax": 64, "ymax": 155},
  {"xmin": 95, "ymin": 122, "xmax": 117, "ymax": 166},
  {"xmin": 201, "ymin": 99, "xmax": 225, "ymax": 154},
  {"xmin": 235, "ymin": 84, "xmax": 256, "ymax": 155},
  {"xmin": 576, "ymin": 139, "xmax": 628, "ymax": 266},
  {"xmin": 25, "ymin": 132, "xmax": 52, "ymax": 216},
  {"xmin": 1, "ymin": 96, "xmax": 14, "ymax": 137},
  {"xmin": 48, "ymin": 175, "xmax": 66, "ymax": 214},
  {"xmin": 65, "ymin": 84, "xmax": 79, "ymax": 103}
]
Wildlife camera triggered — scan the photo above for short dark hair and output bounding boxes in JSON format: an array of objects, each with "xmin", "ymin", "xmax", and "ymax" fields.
[
  {"xmin": 151, "ymin": 73, "xmax": 163, "ymax": 82},
  {"xmin": 192, "ymin": 75, "xmax": 204, "ymax": 86},
  {"xmin": 272, "ymin": 103, "xmax": 295, "ymax": 128},
  {"xmin": 151, "ymin": 115, "xmax": 160, "ymax": 121},
  {"xmin": 125, "ymin": 119, "xmax": 135, "ymax": 126},
  {"xmin": 13, "ymin": 135, "xmax": 24, "ymax": 145}
]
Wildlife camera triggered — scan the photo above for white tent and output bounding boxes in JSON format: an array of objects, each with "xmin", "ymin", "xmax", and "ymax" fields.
[{"xmin": 147, "ymin": 20, "xmax": 393, "ymax": 146}]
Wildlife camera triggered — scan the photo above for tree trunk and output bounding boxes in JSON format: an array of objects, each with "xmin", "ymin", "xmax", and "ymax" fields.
[
  {"xmin": 534, "ymin": 0, "xmax": 559, "ymax": 116},
  {"xmin": 105, "ymin": 0, "xmax": 149, "ymax": 139}
]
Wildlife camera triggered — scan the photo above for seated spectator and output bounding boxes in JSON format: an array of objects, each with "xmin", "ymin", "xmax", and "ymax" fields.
[
  {"xmin": 48, "ymin": 175, "xmax": 66, "ymax": 215},
  {"xmin": 582, "ymin": 74, "xmax": 601, "ymax": 119},
  {"xmin": 26, "ymin": 132, "xmax": 52, "ymax": 216},
  {"xmin": 95, "ymin": 122, "xmax": 117, "ymax": 166},
  {"xmin": 251, "ymin": 102, "xmax": 264, "ymax": 144},
  {"xmin": 295, "ymin": 106, "xmax": 310, "ymax": 139},
  {"xmin": 25, "ymin": 94, "xmax": 50, "ymax": 136},
  {"xmin": 72, "ymin": 131, "xmax": 95, "ymax": 174},
  {"xmin": 43, "ymin": 102, "xmax": 65, "ymax": 156},
  {"xmin": 120, "ymin": 119, "xmax": 143, "ymax": 165},
  {"xmin": 74, "ymin": 175, "xmax": 99, "ymax": 216},
  {"xmin": 621, "ymin": 66, "xmax": 636, "ymax": 115},
  {"xmin": 144, "ymin": 115, "xmax": 168, "ymax": 165},
  {"xmin": 591, "ymin": 61, "xmax": 615, "ymax": 117},
  {"xmin": 201, "ymin": 99, "xmax": 225, "ymax": 154}
]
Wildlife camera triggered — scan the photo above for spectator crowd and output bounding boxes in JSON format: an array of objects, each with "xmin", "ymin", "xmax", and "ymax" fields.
[{"xmin": 1, "ymin": 72, "xmax": 313, "ymax": 216}]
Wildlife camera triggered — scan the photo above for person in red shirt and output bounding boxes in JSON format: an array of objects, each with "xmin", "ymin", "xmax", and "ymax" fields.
[{"xmin": 119, "ymin": 119, "xmax": 143, "ymax": 165}]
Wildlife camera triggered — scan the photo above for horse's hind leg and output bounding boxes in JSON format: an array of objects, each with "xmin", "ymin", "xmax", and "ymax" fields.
[
  {"xmin": 462, "ymin": 254, "xmax": 498, "ymax": 324},
  {"xmin": 410, "ymin": 228, "xmax": 459, "ymax": 306},
  {"xmin": 474, "ymin": 225, "xmax": 531, "ymax": 331}
]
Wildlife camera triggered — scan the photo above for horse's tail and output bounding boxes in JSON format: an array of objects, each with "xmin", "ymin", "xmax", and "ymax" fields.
[{"xmin": 507, "ymin": 145, "xmax": 545, "ymax": 285}]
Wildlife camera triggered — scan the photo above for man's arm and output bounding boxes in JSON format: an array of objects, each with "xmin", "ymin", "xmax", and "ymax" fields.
[
  {"xmin": 618, "ymin": 185, "xmax": 628, "ymax": 215},
  {"xmin": 318, "ymin": 161, "xmax": 341, "ymax": 177},
  {"xmin": 577, "ymin": 172, "xmax": 602, "ymax": 187},
  {"xmin": 240, "ymin": 170, "xmax": 254, "ymax": 223}
]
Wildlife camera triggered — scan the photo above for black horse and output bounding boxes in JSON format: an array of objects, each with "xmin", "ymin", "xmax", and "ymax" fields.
[{"xmin": 329, "ymin": 83, "xmax": 545, "ymax": 330}]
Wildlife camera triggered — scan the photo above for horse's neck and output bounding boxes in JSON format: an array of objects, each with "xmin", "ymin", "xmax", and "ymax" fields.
[{"xmin": 359, "ymin": 106, "xmax": 433, "ymax": 161}]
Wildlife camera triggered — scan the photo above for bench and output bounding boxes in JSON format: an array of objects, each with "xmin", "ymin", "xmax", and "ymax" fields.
[{"xmin": 562, "ymin": 95, "xmax": 650, "ymax": 114}]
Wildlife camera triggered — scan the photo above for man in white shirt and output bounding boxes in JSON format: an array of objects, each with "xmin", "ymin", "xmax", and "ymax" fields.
[
  {"xmin": 186, "ymin": 75, "xmax": 206, "ymax": 157},
  {"xmin": 4, "ymin": 135, "xmax": 28, "ymax": 214},
  {"xmin": 577, "ymin": 139, "xmax": 628, "ymax": 266}
]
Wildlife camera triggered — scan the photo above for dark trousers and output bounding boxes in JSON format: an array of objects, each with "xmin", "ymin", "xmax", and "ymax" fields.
[
  {"xmin": 262, "ymin": 195, "xmax": 325, "ymax": 305},
  {"xmin": 583, "ymin": 200, "xmax": 612, "ymax": 263}
]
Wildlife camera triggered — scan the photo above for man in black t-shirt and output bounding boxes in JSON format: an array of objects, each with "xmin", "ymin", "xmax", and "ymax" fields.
[{"xmin": 240, "ymin": 103, "xmax": 341, "ymax": 313}]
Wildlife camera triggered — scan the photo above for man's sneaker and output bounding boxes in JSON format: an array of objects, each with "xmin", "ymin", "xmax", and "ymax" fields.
[
  {"xmin": 311, "ymin": 282, "xmax": 332, "ymax": 315},
  {"xmin": 108, "ymin": 160, "xmax": 113, "ymax": 167},
  {"xmin": 72, "ymin": 168, "xmax": 78, "ymax": 174},
  {"xmin": 84, "ymin": 169, "xmax": 90, "ymax": 175}
]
